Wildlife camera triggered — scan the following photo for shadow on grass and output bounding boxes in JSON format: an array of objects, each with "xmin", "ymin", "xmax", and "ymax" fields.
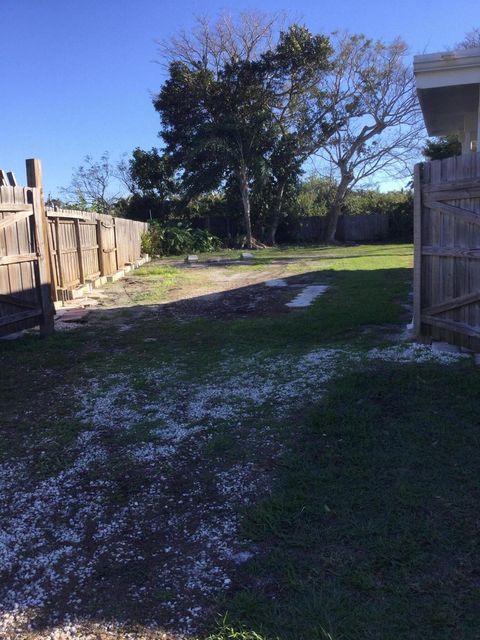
[
  {"xmin": 211, "ymin": 361, "xmax": 480, "ymax": 640},
  {"xmin": 0, "ymin": 266, "xmax": 416, "ymax": 638}
]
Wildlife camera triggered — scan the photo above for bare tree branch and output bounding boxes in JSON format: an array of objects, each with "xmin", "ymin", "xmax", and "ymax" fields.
[
  {"xmin": 314, "ymin": 32, "xmax": 424, "ymax": 242},
  {"xmin": 156, "ymin": 10, "xmax": 288, "ymax": 75}
]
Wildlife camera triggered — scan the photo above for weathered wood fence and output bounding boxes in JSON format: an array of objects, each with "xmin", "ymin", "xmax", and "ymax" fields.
[
  {"xmin": 0, "ymin": 161, "xmax": 54, "ymax": 336},
  {"xmin": 414, "ymin": 152, "xmax": 480, "ymax": 351},
  {"xmin": 0, "ymin": 159, "xmax": 148, "ymax": 336},
  {"xmin": 46, "ymin": 208, "xmax": 148, "ymax": 300},
  {"xmin": 292, "ymin": 212, "xmax": 392, "ymax": 243}
]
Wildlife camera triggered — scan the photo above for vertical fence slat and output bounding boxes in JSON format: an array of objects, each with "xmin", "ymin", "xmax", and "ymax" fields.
[
  {"xmin": 413, "ymin": 163, "xmax": 423, "ymax": 338},
  {"xmin": 74, "ymin": 218, "xmax": 85, "ymax": 284}
]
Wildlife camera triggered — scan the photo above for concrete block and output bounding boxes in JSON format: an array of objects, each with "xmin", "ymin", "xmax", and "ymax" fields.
[
  {"xmin": 185, "ymin": 255, "xmax": 199, "ymax": 263},
  {"xmin": 70, "ymin": 285, "xmax": 91, "ymax": 300},
  {"xmin": 240, "ymin": 252, "xmax": 254, "ymax": 260},
  {"xmin": 59, "ymin": 309, "xmax": 90, "ymax": 324},
  {"xmin": 94, "ymin": 276, "xmax": 108, "ymax": 288},
  {"xmin": 124, "ymin": 265, "xmax": 132, "ymax": 273},
  {"xmin": 107, "ymin": 270, "xmax": 125, "ymax": 283}
]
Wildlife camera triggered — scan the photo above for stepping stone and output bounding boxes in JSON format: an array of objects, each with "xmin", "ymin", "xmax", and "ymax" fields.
[
  {"xmin": 286, "ymin": 285, "xmax": 329, "ymax": 308},
  {"xmin": 59, "ymin": 309, "xmax": 90, "ymax": 323},
  {"xmin": 265, "ymin": 279, "xmax": 288, "ymax": 287}
]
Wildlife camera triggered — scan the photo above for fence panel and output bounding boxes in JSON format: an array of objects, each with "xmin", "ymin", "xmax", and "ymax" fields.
[
  {"xmin": 290, "ymin": 213, "xmax": 392, "ymax": 244},
  {"xmin": 0, "ymin": 185, "xmax": 54, "ymax": 336},
  {"xmin": 46, "ymin": 208, "xmax": 148, "ymax": 300},
  {"xmin": 414, "ymin": 152, "xmax": 480, "ymax": 350},
  {"xmin": 116, "ymin": 216, "xmax": 148, "ymax": 266}
]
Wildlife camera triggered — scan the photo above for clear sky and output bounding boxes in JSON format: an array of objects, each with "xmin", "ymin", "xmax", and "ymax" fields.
[{"xmin": 1, "ymin": 0, "xmax": 476, "ymax": 196}]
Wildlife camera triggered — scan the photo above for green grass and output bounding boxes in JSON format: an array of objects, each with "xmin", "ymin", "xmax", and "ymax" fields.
[
  {"xmin": 0, "ymin": 244, "xmax": 412, "ymax": 461},
  {"xmin": 131, "ymin": 263, "xmax": 189, "ymax": 302},
  {"xmin": 208, "ymin": 360, "xmax": 480, "ymax": 640},
  {"xmin": 3, "ymin": 243, "xmax": 479, "ymax": 638}
]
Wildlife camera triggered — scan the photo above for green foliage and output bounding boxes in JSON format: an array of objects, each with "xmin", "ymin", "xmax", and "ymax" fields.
[
  {"xmin": 141, "ymin": 222, "xmax": 222, "ymax": 256},
  {"xmin": 292, "ymin": 176, "xmax": 337, "ymax": 217},
  {"xmin": 289, "ymin": 177, "xmax": 413, "ymax": 240},
  {"xmin": 423, "ymin": 135, "xmax": 462, "ymax": 161},
  {"xmin": 129, "ymin": 147, "xmax": 177, "ymax": 196},
  {"xmin": 154, "ymin": 22, "xmax": 335, "ymax": 244},
  {"xmin": 231, "ymin": 359, "xmax": 480, "ymax": 639}
]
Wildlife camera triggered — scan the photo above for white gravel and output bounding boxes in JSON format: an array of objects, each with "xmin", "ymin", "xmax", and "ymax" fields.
[{"xmin": 0, "ymin": 340, "xmax": 469, "ymax": 638}]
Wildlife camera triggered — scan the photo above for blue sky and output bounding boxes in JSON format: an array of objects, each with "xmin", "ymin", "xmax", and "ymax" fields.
[{"xmin": 1, "ymin": 0, "xmax": 476, "ymax": 197}]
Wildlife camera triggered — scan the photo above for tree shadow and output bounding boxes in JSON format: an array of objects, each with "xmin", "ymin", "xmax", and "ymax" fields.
[{"xmin": 0, "ymin": 266, "xmax": 414, "ymax": 639}]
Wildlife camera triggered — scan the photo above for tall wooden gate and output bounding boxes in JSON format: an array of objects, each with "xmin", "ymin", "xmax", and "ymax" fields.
[
  {"xmin": 0, "ymin": 166, "xmax": 54, "ymax": 337},
  {"xmin": 414, "ymin": 153, "xmax": 480, "ymax": 350}
]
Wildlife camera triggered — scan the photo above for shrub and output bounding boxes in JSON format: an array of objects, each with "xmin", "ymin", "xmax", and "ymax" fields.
[{"xmin": 141, "ymin": 222, "xmax": 222, "ymax": 256}]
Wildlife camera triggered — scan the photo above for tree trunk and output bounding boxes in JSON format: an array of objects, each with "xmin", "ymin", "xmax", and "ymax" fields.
[
  {"xmin": 238, "ymin": 165, "xmax": 253, "ymax": 249},
  {"xmin": 324, "ymin": 176, "xmax": 350, "ymax": 244},
  {"xmin": 267, "ymin": 181, "xmax": 286, "ymax": 246}
]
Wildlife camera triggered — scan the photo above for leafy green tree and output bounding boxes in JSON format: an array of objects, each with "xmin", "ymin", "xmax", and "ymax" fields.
[
  {"xmin": 155, "ymin": 56, "xmax": 275, "ymax": 248},
  {"xmin": 259, "ymin": 25, "xmax": 334, "ymax": 243},
  {"xmin": 293, "ymin": 176, "xmax": 338, "ymax": 217},
  {"xmin": 155, "ymin": 20, "xmax": 335, "ymax": 246},
  {"xmin": 129, "ymin": 148, "xmax": 177, "ymax": 198},
  {"xmin": 423, "ymin": 135, "xmax": 462, "ymax": 161}
]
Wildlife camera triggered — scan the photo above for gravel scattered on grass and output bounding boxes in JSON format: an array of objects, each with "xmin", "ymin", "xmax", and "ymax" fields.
[{"xmin": 0, "ymin": 340, "xmax": 470, "ymax": 638}]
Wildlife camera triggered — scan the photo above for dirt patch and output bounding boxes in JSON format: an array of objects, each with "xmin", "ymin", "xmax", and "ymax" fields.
[{"xmin": 58, "ymin": 263, "xmax": 329, "ymax": 325}]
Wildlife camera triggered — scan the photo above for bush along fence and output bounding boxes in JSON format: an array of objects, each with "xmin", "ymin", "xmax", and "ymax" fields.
[{"xmin": 0, "ymin": 159, "xmax": 148, "ymax": 337}]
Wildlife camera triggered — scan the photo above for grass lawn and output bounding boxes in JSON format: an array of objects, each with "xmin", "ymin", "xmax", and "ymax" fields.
[{"xmin": 1, "ymin": 243, "xmax": 479, "ymax": 639}]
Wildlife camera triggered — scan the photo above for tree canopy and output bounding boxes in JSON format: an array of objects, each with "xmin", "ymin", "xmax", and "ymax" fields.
[{"xmin": 123, "ymin": 13, "xmax": 422, "ymax": 243}]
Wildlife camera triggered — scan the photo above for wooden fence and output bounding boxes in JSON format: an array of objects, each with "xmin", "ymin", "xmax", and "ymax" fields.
[
  {"xmin": 0, "ymin": 161, "xmax": 54, "ymax": 336},
  {"xmin": 0, "ymin": 159, "xmax": 149, "ymax": 336},
  {"xmin": 46, "ymin": 208, "xmax": 148, "ymax": 300},
  {"xmin": 292, "ymin": 212, "xmax": 392, "ymax": 243},
  {"xmin": 414, "ymin": 152, "xmax": 480, "ymax": 351}
]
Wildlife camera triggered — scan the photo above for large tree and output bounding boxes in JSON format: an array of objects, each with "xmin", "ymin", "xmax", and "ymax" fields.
[
  {"xmin": 155, "ymin": 12, "xmax": 283, "ymax": 247},
  {"xmin": 155, "ymin": 57, "xmax": 274, "ymax": 247},
  {"xmin": 316, "ymin": 33, "xmax": 422, "ymax": 243},
  {"xmin": 258, "ymin": 25, "xmax": 334, "ymax": 243},
  {"xmin": 156, "ymin": 17, "xmax": 335, "ymax": 246},
  {"xmin": 158, "ymin": 11, "xmax": 282, "ymax": 74}
]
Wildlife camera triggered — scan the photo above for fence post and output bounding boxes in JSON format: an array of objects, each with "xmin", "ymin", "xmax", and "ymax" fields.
[
  {"xmin": 74, "ymin": 218, "xmax": 85, "ymax": 284},
  {"xmin": 54, "ymin": 218, "xmax": 64, "ymax": 289},
  {"xmin": 413, "ymin": 162, "xmax": 423, "ymax": 338},
  {"xmin": 25, "ymin": 158, "xmax": 55, "ymax": 335},
  {"xmin": 96, "ymin": 218, "xmax": 107, "ymax": 276},
  {"xmin": 113, "ymin": 217, "xmax": 119, "ymax": 271}
]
